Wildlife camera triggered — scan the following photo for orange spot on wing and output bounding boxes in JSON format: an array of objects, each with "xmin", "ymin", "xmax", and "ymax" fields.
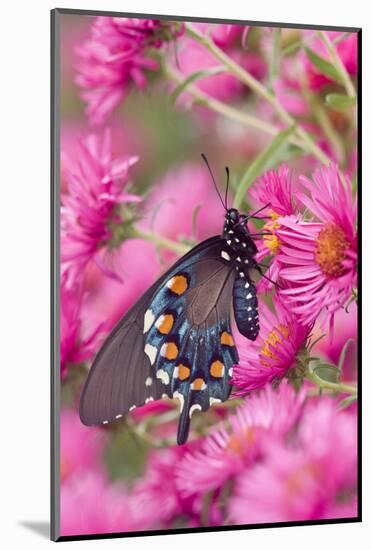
[
  {"xmin": 157, "ymin": 314, "xmax": 174, "ymax": 334},
  {"xmin": 167, "ymin": 275, "xmax": 188, "ymax": 295},
  {"xmin": 163, "ymin": 342, "xmax": 178, "ymax": 360},
  {"xmin": 192, "ymin": 377, "xmax": 205, "ymax": 391},
  {"xmin": 177, "ymin": 363, "xmax": 191, "ymax": 381},
  {"xmin": 221, "ymin": 331, "xmax": 234, "ymax": 346},
  {"xmin": 210, "ymin": 360, "xmax": 225, "ymax": 378}
]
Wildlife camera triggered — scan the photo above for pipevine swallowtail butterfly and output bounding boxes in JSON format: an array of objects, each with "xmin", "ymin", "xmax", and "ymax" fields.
[{"xmin": 79, "ymin": 155, "xmax": 271, "ymax": 444}]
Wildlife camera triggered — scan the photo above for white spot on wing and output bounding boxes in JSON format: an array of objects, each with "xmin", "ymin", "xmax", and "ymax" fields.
[
  {"xmin": 228, "ymin": 367, "xmax": 234, "ymax": 377},
  {"xmin": 166, "ymin": 277, "xmax": 175, "ymax": 289},
  {"xmin": 144, "ymin": 344, "xmax": 157, "ymax": 365},
  {"xmin": 239, "ymin": 272, "xmax": 245, "ymax": 278},
  {"xmin": 244, "ymin": 282, "xmax": 250, "ymax": 288},
  {"xmin": 227, "ymin": 240, "xmax": 232, "ymax": 245},
  {"xmin": 246, "ymin": 293, "xmax": 253, "ymax": 299},
  {"xmin": 173, "ymin": 391, "xmax": 184, "ymax": 413},
  {"xmin": 143, "ymin": 309, "xmax": 155, "ymax": 333},
  {"xmin": 189, "ymin": 404, "xmax": 202, "ymax": 418},
  {"xmin": 145, "ymin": 397, "xmax": 154, "ymax": 403},
  {"xmin": 115, "ymin": 414, "xmax": 123, "ymax": 419},
  {"xmin": 160, "ymin": 343, "xmax": 169, "ymax": 357},
  {"xmin": 129, "ymin": 405, "xmax": 136, "ymax": 411},
  {"xmin": 102, "ymin": 420, "xmax": 109, "ymax": 425},
  {"xmin": 145, "ymin": 376, "xmax": 153, "ymax": 387},
  {"xmin": 156, "ymin": 369, "xmax": 170, "ymax": 385},
  {"xmin": 209, "ymin": 397, "xmax": 222, "ymax": 406},
  {"xmin": 221, "ymin": 250, "xmax": 231, "ymax": 261},
  {"xmin": 236, "ymin": 256, "xmax": 241, "ymax": 262}
]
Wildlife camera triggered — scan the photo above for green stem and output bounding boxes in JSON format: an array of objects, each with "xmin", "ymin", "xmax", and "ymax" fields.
[
  {"xmin": 185, "ymin": 22, "xmax": 331, "ymax": 166},
  {"xmin": 309, "ymin": 92, "xmax": 345, "ymax": 165},
  {"xmin": 163, "ymin": 62, "xmax": 304, "ymax": 144},
  {"xmin": 306, "ymin": 369, "xmax": 357, "ymax": 396},
  {"xmin": 132, "ymin": 227, "xmax": 191, "ymax": 254},
  {"xmin": 319, "ymin": 31, "xmax": 357, "ymax": 99}
]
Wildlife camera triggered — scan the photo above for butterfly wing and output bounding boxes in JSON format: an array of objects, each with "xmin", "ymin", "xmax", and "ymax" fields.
[
  {"xmin": 143, "ymin": 242, "xmax": 238, "ymax": 444},
  {"xmin": 79, "ymin": 237, "xmax": 238, "ymax": 439}
]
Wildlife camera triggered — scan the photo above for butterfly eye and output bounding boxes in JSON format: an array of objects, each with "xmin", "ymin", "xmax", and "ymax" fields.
[{"xmin": 228, "ymin": 208, "xmax": 239, "ymax": 222}]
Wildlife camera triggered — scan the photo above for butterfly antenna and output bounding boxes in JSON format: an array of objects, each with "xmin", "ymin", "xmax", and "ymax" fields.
[
  {"xmin": 248, "ymin": 203, "xmax": 271, "ymax": 218},
  {"xmin": 224, "ymin": 166, "xmax": 230, "ymax": 210},
  {"xmin": 201, "ymin": 153, "xmax": 226, "ymax": 210}
]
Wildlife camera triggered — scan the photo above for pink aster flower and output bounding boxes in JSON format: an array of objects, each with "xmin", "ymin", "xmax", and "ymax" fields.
[
  {"xmin": 60, "ymin": 408, "xmax": 107, "ymax": 483},
  {"xmin": 61, "ymin": 471, "xmax": 138, "ymax": 536},
  {"xmin": 61, "ymin": 129, "xmax": 140, "ymax": 281},
  {"xmin": 60, "ymin": 273, "xmax": 103, "ymax": 377},
  {"xmin": 276, "ymin": 165, "xmax": 357, "ymax": 325},
  {"xmin": 131, "ymin": 445, "xmax": 198, "ymax": 529},
  {"xmin": 76, "ymin": 17, "xmax": 183, "ymax": 125},
  {"xmin": 175, "ymin": 383, "xmax": 305, "ymax": 497},
  {"xmin": 229, "ymin": 397, "xmax": 357, "ymax": 524},
  {"xmin": 248, "ymin": 165, "xmax": 300, "ymax": 291},
  {"xmin": 232, "ymin": 297, "xmax": 311, "ymax": 394}
]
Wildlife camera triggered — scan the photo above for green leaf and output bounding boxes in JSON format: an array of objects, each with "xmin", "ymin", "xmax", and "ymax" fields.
[
  {"xmin": 233, "ymin": 125, "xmax": 296, "ymax": 209},
  {"xmin": 304, "ymin": 46, "xmax": 343, "ymax": 84},
  {"xmin": 170, "ymin": 66, "xmax": 226, "ymax": 103},
  {"xmin": 338, "ymin": 395, "xmax": 357, "ymax": 409},
  {"xmin": 326, "ymin": 93, "xmax": 356, "ymax": 111},
  {"xmin": 338, "ymin": 338, "xmax": 355, "ymax": 372},
  {"xmin": 104, "ymin": 426, "xmax": 149, "ymax": 482},
  {"xmin": 313, "ymin": 363, "xmax": 340, "ymax": 384}
]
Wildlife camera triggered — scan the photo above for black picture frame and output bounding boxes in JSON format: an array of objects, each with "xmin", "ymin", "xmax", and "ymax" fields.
[{"xmin": 51, "ymin": 7, "xmax": 362, "ymax": 542}]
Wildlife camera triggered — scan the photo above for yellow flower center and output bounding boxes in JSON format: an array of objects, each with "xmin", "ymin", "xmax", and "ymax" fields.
[
  {"xmin": 263, "ymin": 210, "xmax": 281, "ymax": 255},
  {"xmin": 315, "ymin": 223, "xmax": 349, "ymax": 278},
  {"xmin": 285, "ymin": 462, "xmax": 321, "ymax": 498},
  {"xmin": 227, "ymin": 427, "xmax": 257, "ymax": 455},
  {"xmin": 260, "ymin": 324, "xmax": 290, "ymax": 367}
]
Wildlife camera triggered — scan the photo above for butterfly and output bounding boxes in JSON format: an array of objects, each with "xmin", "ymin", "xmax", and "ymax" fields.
[{"xmin": 79, "ymin": 155, "xmax": 272, "ymax": 444}]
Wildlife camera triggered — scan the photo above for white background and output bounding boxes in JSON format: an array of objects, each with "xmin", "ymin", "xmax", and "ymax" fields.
[{"xmin": 1, "ymin": 0, "xmax": 368, "ymax": 548}]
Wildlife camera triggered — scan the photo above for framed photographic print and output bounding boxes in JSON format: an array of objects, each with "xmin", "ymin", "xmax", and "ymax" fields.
[{"xmin": 51, "ymin": 8, "xmax": 361, "ymax": 542}]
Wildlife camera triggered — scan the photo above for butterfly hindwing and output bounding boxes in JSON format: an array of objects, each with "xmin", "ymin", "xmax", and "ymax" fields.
[{"xmin": 143, "ymin": 246, "xmax": 238, "ymax": 444}]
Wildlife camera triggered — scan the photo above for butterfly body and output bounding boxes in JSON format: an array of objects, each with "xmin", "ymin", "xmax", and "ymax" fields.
[{"xmin": 80, "ymin": 201, "xmax": 261, "ymax": 444}]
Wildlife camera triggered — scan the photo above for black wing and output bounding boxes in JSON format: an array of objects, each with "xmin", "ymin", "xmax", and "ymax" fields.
[{"xmin": 79, "ymin": 236, "xmax": 238, "ymax": 444}]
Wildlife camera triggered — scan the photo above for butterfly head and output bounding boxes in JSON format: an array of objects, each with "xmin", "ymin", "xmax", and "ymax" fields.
[{"xmin": 223, "ymin": 208, "xmax": 248, "ymax": 233}]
